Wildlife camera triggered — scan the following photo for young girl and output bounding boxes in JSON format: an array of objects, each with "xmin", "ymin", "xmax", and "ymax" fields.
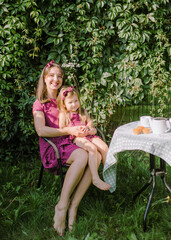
[{"xmin": 57, "ymin": 86, "xmax": 110, "ymax": 191}]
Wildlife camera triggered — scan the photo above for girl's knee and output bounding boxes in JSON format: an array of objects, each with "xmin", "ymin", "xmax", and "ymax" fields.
[
  {"xmin": 100, "ymin": 141, "xmax": 108, "ymax": 151},
  {"xmin": 97, "ymin": 152, "xmax": 102, "ymax": 164},
  {"xmin": 104, "ymin": 143, "xmax": 108, "ymax": 152},
  {"xmin": 87, "ymin": 143, "xmax": 97, "ymax": 153}
]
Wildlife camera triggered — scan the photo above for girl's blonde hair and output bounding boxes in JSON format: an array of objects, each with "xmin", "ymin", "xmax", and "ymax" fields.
[
  {"xmin": 36, "ymin": 62, "xmax": 65, "ymax": 103},
  {"xmin": 57, "ymin": 86, "xmax": 87, "ymax": 126}
]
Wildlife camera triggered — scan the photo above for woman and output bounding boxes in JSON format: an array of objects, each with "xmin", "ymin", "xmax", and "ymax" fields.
[{"xmin": 32, "ymin": 60, "xmax": 102, "ymax": 236}]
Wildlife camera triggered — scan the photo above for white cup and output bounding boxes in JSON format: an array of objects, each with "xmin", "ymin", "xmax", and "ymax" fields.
[
  {"xmin": 140, "ymin": 116, "xmax": 152, "ymax": 127},
  {"xmin": 150, "ymin": 117, "xmax": 171, "ymax": 134}
]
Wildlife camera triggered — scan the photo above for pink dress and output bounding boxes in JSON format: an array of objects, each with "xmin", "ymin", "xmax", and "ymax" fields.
[
  {"xmin": 32, "ymin": 99, "xmax": 80, "ymax": 175},
  {"xmin": 69, "ymin": 112, "xmax": 99, "ymax": 142}
]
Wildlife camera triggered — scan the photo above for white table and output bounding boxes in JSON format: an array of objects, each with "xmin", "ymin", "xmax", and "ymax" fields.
[{"xmin": 103, "ymin": 121, "xmax": 171, "ymax": 230}]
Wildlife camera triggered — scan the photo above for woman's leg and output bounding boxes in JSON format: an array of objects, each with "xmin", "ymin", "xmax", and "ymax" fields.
[
  {"xmin": 91, "ymin": 138, "xmax": 108, "ymax": 165},
  {"xmin": 74, "ymin": 137, "xmax": 110, "ymax": 191},
  {"xmin": 53, "ymin": 148, "xmax": 88, "ymax": 236},
  {"xmin": 68, "ymin": 151, "xmax": 102, "ymax": 231}
]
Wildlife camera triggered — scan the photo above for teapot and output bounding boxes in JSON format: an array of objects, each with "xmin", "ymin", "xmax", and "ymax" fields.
[{"xmin": 149, "ymin": 117, "xmax": 171, "ymax": 134}]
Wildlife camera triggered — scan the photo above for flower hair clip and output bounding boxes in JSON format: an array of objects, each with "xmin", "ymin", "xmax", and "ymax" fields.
[
  {"xmin": 63, "ymin": 86, "xmax": 74, "ymax": 100},
  {"xmin": 45, "ymin": 60, "xmax": 54, "ymax": 69}
]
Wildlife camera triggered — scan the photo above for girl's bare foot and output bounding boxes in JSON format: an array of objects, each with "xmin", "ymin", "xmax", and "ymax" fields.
[
  {"xmin": 92, "ymin": 177, "xmax": 111, "ymax": 191},
  {"xmin": 53, "ymin": 204, "xmax": 67, "ymax": 236},
  {"xmin": 68, "ymin": 203, "xmax": 78, "ymax": 232}
]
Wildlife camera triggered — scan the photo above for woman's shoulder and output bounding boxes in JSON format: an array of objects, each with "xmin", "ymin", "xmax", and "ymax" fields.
[
  {"xmin": 33, "ymin": 98, "xmax": 57, "ymax": 109},
  {"xmin": 32, "ymin": 99, "xmax": 51, "ymax": 113},
  {"xmin": 32, "ymin": 99, "xmax": 43, "ymax": 112},
  {"xmin": 33, "ymin": 98, "xmax": 41, "ymax": 105}
]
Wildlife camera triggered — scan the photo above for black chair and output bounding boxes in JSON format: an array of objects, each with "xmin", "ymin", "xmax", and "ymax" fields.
[{"xmin": 37, "ymin": 128, "xmax": 106, "ymax": 188}]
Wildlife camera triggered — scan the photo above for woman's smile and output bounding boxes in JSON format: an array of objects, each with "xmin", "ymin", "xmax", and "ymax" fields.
[{"xmin": 45, "ymin": 67, "xmax": 63, "ymax": 94}]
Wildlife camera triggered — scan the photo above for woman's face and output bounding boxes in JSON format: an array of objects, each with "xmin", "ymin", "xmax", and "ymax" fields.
[{"xmin": 44, "ymin": 67, "xmax": 63, "ymax": 93}]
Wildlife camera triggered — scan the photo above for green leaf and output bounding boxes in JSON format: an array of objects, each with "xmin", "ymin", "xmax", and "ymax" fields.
[
  {"xmin": 148, "ymin": 13, "xmax": 155, "ymax": 22},
  {"xmin": 45, "ymin": 37, "xmax": 55, "ymax": 45},
  {"xmin": 47, "ymin": 52, "xmax": 58, "ymax": 60}
]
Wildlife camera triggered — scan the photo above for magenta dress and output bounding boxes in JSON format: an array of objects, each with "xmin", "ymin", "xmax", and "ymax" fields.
[
  {"xmin": 32, "ymin": 99, "xmax": 80, "ymax": 175},
  {"xmin": 69, "ymin": 112, "xmax": 99, "ymax": 142}
]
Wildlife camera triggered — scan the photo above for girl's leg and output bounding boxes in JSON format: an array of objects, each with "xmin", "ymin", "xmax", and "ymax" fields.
[
  {"xmin": 68, "ymin": 151, "xmax": 102, "ymax": 231},
  {"xmin": 91, "ymin": 138, "xmax": 108, "ymax": 165},
  {"xmin": 74, "ymin": 137, "xmax": 110, "ymax": 191},
  {"xmin": 53, "ymin": 148, "xmax": 88, "ymax": 236}
]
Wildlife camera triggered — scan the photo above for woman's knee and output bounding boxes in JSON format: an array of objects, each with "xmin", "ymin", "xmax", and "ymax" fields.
[
  {"xmin": 78, "ymin": 148, "xmax": 88, "ymax": 163},
  {"xmin": 67, "ymin": 148, "xmax": 88, "ymax": 166}
]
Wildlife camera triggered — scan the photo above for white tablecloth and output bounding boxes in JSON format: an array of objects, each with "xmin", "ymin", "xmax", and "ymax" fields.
[{"xmin": 103, "ymin": 121, "xmax": 171, "ymax": 193}]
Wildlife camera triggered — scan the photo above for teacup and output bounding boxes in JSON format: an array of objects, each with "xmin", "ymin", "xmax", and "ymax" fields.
[
  {"xmin": 150, "ymin": 117, "xmax": 171, "ymax": 134},
  {"xmin": 140, "ymin": 116, "xmax": 152, "ymax": 127}
]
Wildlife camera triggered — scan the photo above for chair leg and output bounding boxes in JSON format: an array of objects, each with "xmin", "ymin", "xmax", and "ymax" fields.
[
  {"xmin": 37, "ymin": 164, "xmax": 44, "ymax": 188},
  {"xmin": 59, "ymin": 170, "xmax": 64, "ymax": 187}
]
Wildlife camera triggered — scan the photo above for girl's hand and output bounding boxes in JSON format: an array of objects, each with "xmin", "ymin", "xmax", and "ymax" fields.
[
  {"xmin": 79, "ymin": 126, "xmax": 97, "ymax": 136},
  {"xmin": 80, "ymin": 126, "xmax": 90, "ymax": 133},
  {"xmin": 68, "ymin": 126, "xmax": 87, "ymax": 137},
  {"xmin": 85, "ymin": 126, "xmax": 97, "ymax": 136}
]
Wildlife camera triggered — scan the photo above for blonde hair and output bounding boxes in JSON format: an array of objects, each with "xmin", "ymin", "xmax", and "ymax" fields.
[
  {"xmin": 57, "ymin": 86, "xmax": 87, "ymax": 126},
  {"xmin": 36, "ymin": 62, "xmax": 65, "ymax": 103}
]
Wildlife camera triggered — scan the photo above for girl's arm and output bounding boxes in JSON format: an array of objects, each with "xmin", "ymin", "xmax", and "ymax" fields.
[
  {"xmin": 33, "ymin": 111, "xmax": 87, "ymax": 137},
  {"xmin": 58, "ymin": 112, "xmax": 66, "ymax": 129},
  {"xmin": 84, "ymin": 110, "xmax": 97, "ymax": 135}
]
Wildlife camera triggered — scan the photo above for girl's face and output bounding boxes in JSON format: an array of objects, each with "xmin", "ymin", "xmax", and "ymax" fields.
[
  {"xmin": 44, "ymin": 67, "xmax": 63, "ymax": 94},
  {"xmin": 64, "ymin": 94, "xmax": 80, "ymax": 113}
]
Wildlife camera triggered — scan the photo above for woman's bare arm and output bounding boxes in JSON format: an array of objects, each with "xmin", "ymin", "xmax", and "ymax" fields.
[{"xmin": 33, "ymin": 111, "xmax": 87, "ymax": 137}]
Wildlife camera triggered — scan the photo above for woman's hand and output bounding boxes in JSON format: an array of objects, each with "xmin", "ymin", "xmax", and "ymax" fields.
[
  {"xmin": 78, "ymin": 126, "xmax": 97, "ymax": 136},
  {"xmin": 68, "ymin": 126, "xmax": 88, "ymax": 137}
]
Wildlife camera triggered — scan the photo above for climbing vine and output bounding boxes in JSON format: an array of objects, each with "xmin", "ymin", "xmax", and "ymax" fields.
[{"xmin": 0, "ymin": 0, "xmax": 170, "ymax": 161}]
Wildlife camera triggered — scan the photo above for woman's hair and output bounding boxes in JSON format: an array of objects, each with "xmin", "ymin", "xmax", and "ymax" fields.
[
  {"xmin": 36, "ymin": 61, "xmax": 65, "ymax": 103},
  {"xmin": 57, "ymin": 86, "xmax": 86, "ymax": 126}
]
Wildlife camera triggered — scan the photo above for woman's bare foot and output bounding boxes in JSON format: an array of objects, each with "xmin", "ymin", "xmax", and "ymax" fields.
[
  {"xmin": 92, "ymin": 177, "xmax": 111, "ymax": 191},
  {"xmin": 53, "ymin": 204, "xmax": 67, "ymax": 236},
  {"xmin": 68, "ymin": 203, "xmax": 78, "ymax": 232}
]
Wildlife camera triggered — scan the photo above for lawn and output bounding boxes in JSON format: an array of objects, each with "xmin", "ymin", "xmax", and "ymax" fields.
[{"xmin": 0, "ymin": 151, "xmax": 171, "ymax": 240}]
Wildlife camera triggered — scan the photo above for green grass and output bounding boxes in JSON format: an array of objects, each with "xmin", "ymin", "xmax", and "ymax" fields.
[{"xmin": 0, "ymin": 151, "xmax": 171, "ymax": 240}]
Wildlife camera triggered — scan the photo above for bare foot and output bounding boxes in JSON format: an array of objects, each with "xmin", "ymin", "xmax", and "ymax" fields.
[
  {"xmin": 68, "ymin": 203, "xmax": 78, "ymax": 232},
  {"xmin": 53, "ymin": 204, "xmax": 67, "ymax": 236},
  {"xmin": 92, "ymin": 177, "xmax": 111, "ymax": 191}
]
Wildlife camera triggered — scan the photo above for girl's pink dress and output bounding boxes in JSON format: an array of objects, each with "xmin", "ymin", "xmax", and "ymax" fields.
[
  {"xmin": 32, "ymin": 99, "xmax": 79, "ymax": 175},
  {"xmin": 69, "ymin": 112, "xmax": 99, "ymax": 142}
]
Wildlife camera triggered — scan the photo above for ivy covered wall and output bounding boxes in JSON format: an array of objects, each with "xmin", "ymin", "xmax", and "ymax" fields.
[{"xmin": 0, "ymin": 0, "xmax": 170, "ymax": 161}]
